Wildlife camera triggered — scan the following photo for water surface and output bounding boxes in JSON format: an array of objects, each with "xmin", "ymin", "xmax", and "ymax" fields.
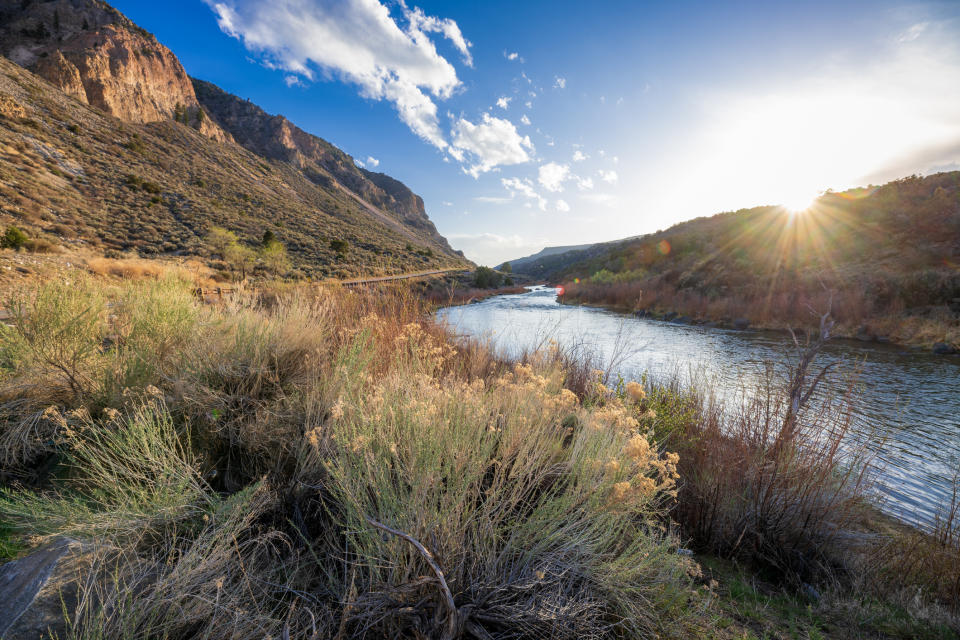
[{"xmin": 438, "ymin": 286, "xmax": 960, "ymax": 528}]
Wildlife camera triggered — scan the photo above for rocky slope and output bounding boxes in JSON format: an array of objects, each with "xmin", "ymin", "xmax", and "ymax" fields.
[
  {"xmin": 192, "ymin": 79, "xmax": 454, "ymax": 252},
  {"xmin": 0, "ymin": 0, "xmax": 464, "ymax": 275},
  {"xmin": 0, "ymin": 0, "xmax": 229, "ymax": 141}
]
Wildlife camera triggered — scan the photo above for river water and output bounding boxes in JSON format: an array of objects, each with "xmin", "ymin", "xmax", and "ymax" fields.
[{"xmin": 437, "ymin": 286, "xmax": 960, "ymax": 528}]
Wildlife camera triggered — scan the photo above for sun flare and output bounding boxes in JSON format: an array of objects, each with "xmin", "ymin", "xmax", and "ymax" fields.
[{"xmin": 782, "ymin": 192, "xmax": 819, "ymax": 214}]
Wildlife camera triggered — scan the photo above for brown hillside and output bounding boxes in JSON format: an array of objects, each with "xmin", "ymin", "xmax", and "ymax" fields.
[
  {"xmin": 0, "ymin": 56, "xmax": 464, "ymax": 278},
  {"xmin": 551, "ymin": 173, "xmax": 960, "ymax": 345},
  {"xmin": 0, "ymin": 0, "xmax": 465, "ymax": 277}
]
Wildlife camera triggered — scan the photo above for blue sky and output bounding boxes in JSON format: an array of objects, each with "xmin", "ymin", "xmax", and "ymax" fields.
[{"xmin": 112, "ymin": 0, "xmax": 960, "ymax": 265}]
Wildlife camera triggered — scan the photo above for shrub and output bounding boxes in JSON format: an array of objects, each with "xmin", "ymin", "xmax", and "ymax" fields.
[
  {"xmin": 1, "ymin": 225, "xmax": 28, "ymax": 249},
  {"xmin": 474, "ymin": 265, "xmax": 503, "ymax": 288},
  {"xmin": 0, "ymin": 281, "xmax": 701, "ymax": 639}
]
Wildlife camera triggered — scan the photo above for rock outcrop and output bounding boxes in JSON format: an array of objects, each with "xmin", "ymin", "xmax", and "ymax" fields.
[
  {"xmin": 192, "ymin": 78, "xmax": 453, "ymax": 251},
  {"xmin": 0, "ymin": 537, "xmax": 92, "ymax": 639},
  {"xmin": 0, "ymin": 0, "xmax": 230, "ymax": 142}
]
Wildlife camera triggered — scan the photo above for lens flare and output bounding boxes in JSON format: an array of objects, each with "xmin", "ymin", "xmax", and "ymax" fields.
[
  {"xmin": 657, "ymin": 240, "xmax": 671, "ymax": 255},
  {"xmin": 782, "ymin": 191, "xmax": 819, "ymax": 214}
]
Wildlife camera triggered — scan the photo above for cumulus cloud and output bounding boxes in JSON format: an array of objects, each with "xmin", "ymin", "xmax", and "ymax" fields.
[
  {"xmin": 538, "ymin": 162, "xmax": 571, "ymax": 192},
  {"xmin": 555, "ymin": 199, "xmax": 570, "ymax": 212},
  {"xmin": 366, "ymin": 156, "xmax": 380, "ymax": 168},
  {"xmin": 496, "ymin": 96, "xmax": 511, "ymax": 109},
  {"xmin": 572, "ymin": 150, "xmax": 588, "ymax": 162},
  {"xmin": 205, "ymin": 0, "xmax": 471, "ymax": 149},
  {"xmin": 451, "ymin": 113, "xmax": 534, "ymax": 177},
  {"xmin": 520, "ymin": 114, "xmax": 531, "ymax": 125},
  {"xmin": 575, "ymin": 176, "xmax": 594, "ymax": 190},
  {"xmin": 598, "ymin": 169, "xmax": 618, "ymax": 184},
  {"xmin": 505, "ymin": 51, "xmax": 520, "ymax": 61},
  {"xmin": 502, "ymin": 177, "xmax": 547, "ymax": 210},
  {"xmin": 554, "ymin": 76, "xmax": 566, "ymax": 89}
]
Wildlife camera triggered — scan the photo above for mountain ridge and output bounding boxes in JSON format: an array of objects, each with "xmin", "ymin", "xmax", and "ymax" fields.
[{"xmin": 0, "ymin": 0, "xmax": 462, "ymax": 272}]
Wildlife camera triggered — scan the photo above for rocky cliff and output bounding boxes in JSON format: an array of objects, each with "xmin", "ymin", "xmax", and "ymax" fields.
[
  {"xmin": 0, "ymin": 0, "xmax": 229, "ymax": 141},
  {"xmin": 191, "ymin": 79, "xmax": 453, "ymax": 251},
  {"xmin": 0, "ymin": 0, "xmax": 462, "ymax": 268}
]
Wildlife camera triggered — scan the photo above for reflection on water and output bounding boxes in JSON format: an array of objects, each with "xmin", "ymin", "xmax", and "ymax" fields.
[{"xmin": 438, "ymin": 286, "xmax": 960, "ymax": 528}]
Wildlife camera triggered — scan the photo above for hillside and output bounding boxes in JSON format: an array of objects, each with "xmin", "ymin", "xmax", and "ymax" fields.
[
  {"xmin": 548, "ymin": 173, "xmax": 960, "ymax": 346},
  {"xmin": 497, "ymin": 242, "xmax": 597, "ymax": 273},
  {"xmin": 0, "ymin": 0, "xmax": 465, "ymax": 278}
]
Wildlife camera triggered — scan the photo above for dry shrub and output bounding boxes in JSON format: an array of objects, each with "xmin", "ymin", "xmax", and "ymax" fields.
[
  {"xmin": 869, "ymin": 471, "xmax": 960, "ymax": 610},
  {"xmin": 647, "ymin": 321, "xmax": 878, "ymax": 580},
  {"xmin": 0, "ymin": 278, "xmax": 701, "ymax": 639},
  {"xmin": 87, "ymin": 257, "xmax": 168, "ymax": 279}
]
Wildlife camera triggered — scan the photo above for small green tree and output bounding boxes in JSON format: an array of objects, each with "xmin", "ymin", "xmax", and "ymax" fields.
[
  {"xmin": 260, "ymin": 237, "xmax": 290, "ymax": 275},
  {"xmin": 474, "ymin": 266, "xmax": 503, "ymax": 289},
  {"xmin": 207, "ymin": 226, "xmax": 255, "ymax": 280},
  {"xmin": 330, "ymin": 239, "xmax": 349, "ymax": 255},
  {"xmin": 207, "ymin": 226, "xmax": 238, "ymax": 258},
  {"xmin": 1, "ymin": 226, "xmax": 28, "ymax": 250},
  {"xmin": 261, "ymin": 230, "xmax": 277, "ymax": 246},
  {"xmin": 501, "ymin": 261, "xmax": 512, "ymax": 274}
]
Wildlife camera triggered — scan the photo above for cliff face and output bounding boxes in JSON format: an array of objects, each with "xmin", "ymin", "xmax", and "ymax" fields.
[
  {"xmin": 192, "ymin": 79, "xmax": 453, "ymax": 251},
  {"xmin": 0, "ymin": 0, "xmax": 460, "ymax": 262},
  {"xmin": 0, "ymin": 0, "xmax": 229, "ymax": 142}
]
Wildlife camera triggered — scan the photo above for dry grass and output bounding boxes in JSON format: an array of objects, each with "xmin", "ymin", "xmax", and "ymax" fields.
[{"xmin": 0, "ymin": 276, "xmax": 702, "ymax": 639}]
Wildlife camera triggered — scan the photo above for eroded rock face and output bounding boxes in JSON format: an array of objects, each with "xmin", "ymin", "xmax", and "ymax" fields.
[
  {"xmin": 0, "ymin": 0, "xmax": 230, "ymax": 142},
  {"xmin": 0, "ymin": 537, "xmax": 92, "ymax": 639},
  {"xmin": 192, "ymin": 78, "xmax": 454, "ymax": 251}
]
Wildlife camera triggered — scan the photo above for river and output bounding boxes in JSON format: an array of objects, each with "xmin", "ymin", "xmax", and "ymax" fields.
[{"xmin": 437, "ymin": 286, "xmax": 960, "ymax": 529}]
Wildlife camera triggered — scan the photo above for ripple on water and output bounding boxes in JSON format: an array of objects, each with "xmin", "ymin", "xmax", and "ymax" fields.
[{"xmin": 438, "ymin": 286, "xmax": 960, "ymax": 529}]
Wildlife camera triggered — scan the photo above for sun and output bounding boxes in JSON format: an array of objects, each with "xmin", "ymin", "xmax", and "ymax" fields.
[{"xmin": 781, "ymin": 191, "xmax": 819, "ymax": 214}]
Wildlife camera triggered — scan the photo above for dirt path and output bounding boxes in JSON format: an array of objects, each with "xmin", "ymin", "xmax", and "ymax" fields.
[{"xmin": 336, "ymin": 267, "xmax": 468, "ymax": 286}]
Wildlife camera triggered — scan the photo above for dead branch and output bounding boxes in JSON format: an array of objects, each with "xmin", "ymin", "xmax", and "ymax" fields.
[{"xmin": 364, "ymin": 515, "xmax": 459, "ymax": 640}]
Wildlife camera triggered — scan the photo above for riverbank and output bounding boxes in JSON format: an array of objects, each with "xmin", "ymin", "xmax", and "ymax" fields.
[
  {"xmin": 557, "ymin": 283, "xmax": 960, "ymax": 354},
  {"xmin": 0, "ymin": 268, "xmax": 958, "ymax": 638}
]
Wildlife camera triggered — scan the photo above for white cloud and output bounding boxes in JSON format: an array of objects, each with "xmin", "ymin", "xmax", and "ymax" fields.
[
  {"xmin": 502, "ymin": 177, "xmax": 547, "ymax": 210},
  {"xmin": 354, "ymin": 158, "xmax": 365, "ymax": 168},
  {"xmin": 575, "ymin": 176, "xmax": 594, "ymax": 190},
  {"xmin": 520, "ymin": 114, "xmax": 531, "ymax": 125},
  {"xmin": 404, "ymin": 5, "xmax": 473, "ymax": 66},
  {"xmin": 524, "ymin": 100, "xmax": 533, "ymax": 109},
  {"xmin": 554, "ymin": 76, "xmax": 566, "ymax": 89},
  {"xmin": 366, "ymin": 156, "xmax": 380, "ymax": 168},
  {"xmin": 284, "ymin": 75, "xmax": 303, "ymax": 87},
  {"xmin": 205, "ymin": 0, "xmax": 471, "ymax": 149},
  {"xmin": 572, "ymin": 150, "xmax": 588, "ymax": 162},
  {"xmin": 441, "ymin": 201, "xmax": 453, "ymax": 206},
  {"xmin": 898, "ymin": 22, "xmax": 929, "ymax": 43},
  {"xmin": 598, "ymin": 169, "xmax": 618, "ymax": 184},
  {"xmin": 496, "ymin": 96, "xmax": 511, "ymax": 109},
  {"xmin": 505, "ymin": 51, "xmax": 520, "ymax": 61},
  {"xmin": 555, "ymin": 199, "xmax": 570, "ymax": 212},
  {"xmin": 538, "ymin": 162, "xmax": 571, "ymax": 192},
  {"xmin": 451, "ymin": 113, "xmax": 534, "ymax": 177}
]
